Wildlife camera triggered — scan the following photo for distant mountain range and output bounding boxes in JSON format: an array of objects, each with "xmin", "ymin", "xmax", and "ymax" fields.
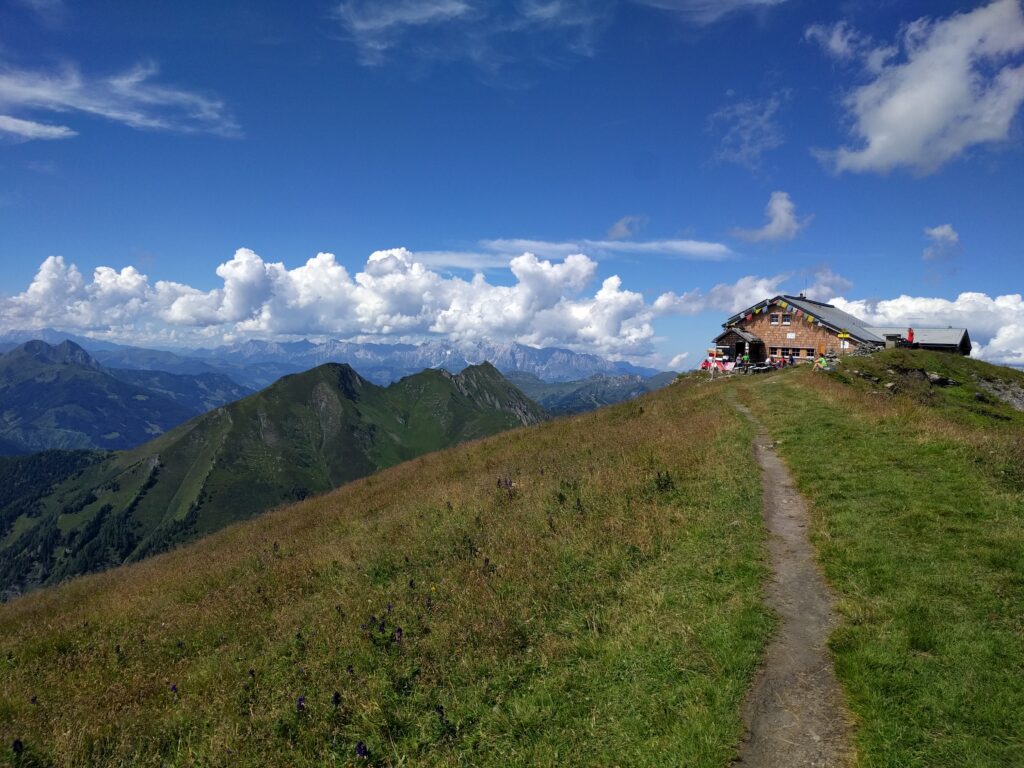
[
  {"xmin": 506, "ymin": 371, "xmax": 678, "ymax": 414},
  {"xmin": 0, "ymin": 341, "xmax": 251, "ymax": 455},
  {"xmin": 0, "ymin": 361, "xmax": 545, "ymax": 597},
  {"xmin": 0, "ymin": 329, "xmax": 663, "ymax": 389}
]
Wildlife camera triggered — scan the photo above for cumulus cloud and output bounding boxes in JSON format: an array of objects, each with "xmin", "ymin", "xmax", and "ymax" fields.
[
  {"xmin": 629, "ymin": 0, "xmax": 789, "ymax": 25},
  {"xmin": 923, "ymin": 224, "xmax": 960, "ymax": 260},
  {"xmin": 804, "ymin": 20, "xmax": 896, "ymax": 71},
  {"xmin": 732, "ymin": 191, "xmax": 810, "ymax": 242},
  {"xmin": 811, "ymin": 0, "xmax": 1024, "ymax": 174},
  {"xmin": 0, "ymin": 247, "xmax": 683, "ymax": 358},
  {"xmin": 0, "ymin": 60, "xmax": 238, "ymax": 141},
  {"xmin": 831, "ymin": 292, "xmax": 1024, "ymax": 365},
  {"xmin": 707, "ymin": 92, "xmax": 787, "ymax": 170},
  {"xmin": 652, "ymin": 266, "xmax": 851, "ymax": 316}
]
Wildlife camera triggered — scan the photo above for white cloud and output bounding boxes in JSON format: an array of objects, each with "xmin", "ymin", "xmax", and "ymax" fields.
[
  {"xmin": 332, "ymin": 0, "xmax": 607, "ymax": 68},
  {"xmin": 0, "ymin": 247, "xmax": 685, "ymax": 358},
  {"xmin": 831, "ymin": 292, "xmax": 1024, "ymax": 365},
  {"xmin": 707, "ymin": 92, "xmax": 787, "ymax": 170},
  {"xmin": 732, "ymin": 191, "xmax": 810, "ymax": 242},
  {"xmin": 923, "ymin": 223, "xmax": 960, "ymax": 260},
  {"xmin": 652, "ymin": 266, "xmax": 851, "ymax": 316},
  {"xmin": 802, "ymin": 266, "xmax": 853, "ymax": 302},
  {"xmin": 371, "ymin": 235, "xmax": 731, "ymax": 270},
  {"xmin": 0, "ymin": 60, "xmax": 238, "ymax": 141},
  {"xmin": 813, "ymin": 0, "xmax": 1024, "ymax": 174},
  {"xmin": 482, "ymin": 237, "xmax": 733, "ymax": 260},
  {"xmin": 805, "ymin": 20, "xmax": 894, "ymax": 68},
  {"xmin": 0, "ymin": 114, "xmax": 76, "ymax": 140},
  {"xmin": 629, "ymin": 0, "xmax": 788, "ymax": 25},
  {"xmin": 653, "ymin": 274, "xmax": 787, "ymax": 316},
  {"xmin": 667, "ymin": 352, "xmax": 689, "ymax": 369},
  {"xmin": 333, "ymin": 0, "xmax": 474, "ymax": 65},
  {"xmin": 607, "ymin": 214, "xmax": 648, "ymax": 240}
]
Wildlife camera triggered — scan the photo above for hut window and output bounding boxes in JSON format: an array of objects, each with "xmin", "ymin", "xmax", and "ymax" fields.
[
  {"xmin": 769, "ymin": 313, "xmax": 780, "ymax": 325},
  {"xmin": 782, "ymin": 315, "xmax": 792, "ymax": 326}
]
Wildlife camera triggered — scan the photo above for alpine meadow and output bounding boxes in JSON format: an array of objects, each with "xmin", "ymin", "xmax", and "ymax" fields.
[{"xmin": 4, "ymin": 0, "xmax": 1024, "ymax": 766}]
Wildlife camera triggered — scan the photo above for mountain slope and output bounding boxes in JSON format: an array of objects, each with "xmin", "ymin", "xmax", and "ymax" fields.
[
  {"xmin": 0, "ymin": 341, "xmax": 198, "ymax": 454},
  {"xmin": 507, "ymin": 371, "xmax": 678, "ymax": 414},
  {"xmin": 0, "ymin": 375, "xmax": 769, "ymax": 767},
  {"xmin": 0, "ymin": 362, "xmax": 546, "ymax": 596},
  {"xmin": 106, "ymin": 368, "xmax": 252, "ymax": 414}
]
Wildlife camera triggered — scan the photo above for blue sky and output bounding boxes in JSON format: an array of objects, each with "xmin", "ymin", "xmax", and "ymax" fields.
[{"xmin": 2, "ymin": 0, "xmax": 1024, "ymax": 367}]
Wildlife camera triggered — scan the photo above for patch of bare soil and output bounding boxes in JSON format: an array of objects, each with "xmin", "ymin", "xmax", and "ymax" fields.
[{"xmin": 732, "ymin": 403, "xmax": 854, "ymax": 767}]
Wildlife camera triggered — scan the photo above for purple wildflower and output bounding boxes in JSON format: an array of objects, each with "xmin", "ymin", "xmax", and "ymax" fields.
[
  {"xmin": 297, "ymin": 695, "xmax": 306, "ymax": 712},
  {"xmin": 346, "ymin": 664, "xmax": 354, "ymax": 676},
  {"xmin": 248, "ymin": 668, "xmax": 256, "ymax": 678},
  {"xmin": 12, "ymin": 739, "xmax": 24, "ymax": 755},
  {"xmin": 332, "ymin": 691, "xmax": 342, "ymax": 707},
  {"xmin": 356, "ymin": 741, "xmax": 369, "ymax": 758},
  {"xmin": 170, "ymin": 684, "xmax": 177, "ymax": 693}
]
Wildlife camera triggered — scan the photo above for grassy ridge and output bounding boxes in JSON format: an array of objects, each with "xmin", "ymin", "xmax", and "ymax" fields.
[
  {"xmin": 0, "ymin": 362, "xmax": 546, "ymax": 596},
  {"xmin": 740, "ymin": 360, "xmax": 1024, "ymax": 767},
  {"xmin": 0, "ymin": 380, "xmax": 771, "ymax": 766}
]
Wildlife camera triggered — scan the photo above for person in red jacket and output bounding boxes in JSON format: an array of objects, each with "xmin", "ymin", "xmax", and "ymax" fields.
[{"xmin": 907, "ymin": 327, "xmax": 915, "ymax": 344}]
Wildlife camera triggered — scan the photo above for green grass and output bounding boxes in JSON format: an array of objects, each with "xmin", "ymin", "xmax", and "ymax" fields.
[
  {"xmin": 0, "ymin": 362, "xmax": 548, "ymax": 595},
  {"xmin": 740, "ymin": 358, "xmax": 1024, "ymax": 767},
  {"xmin": 0, "ymin": 380, "xmax": 772, "ymax": 767}
]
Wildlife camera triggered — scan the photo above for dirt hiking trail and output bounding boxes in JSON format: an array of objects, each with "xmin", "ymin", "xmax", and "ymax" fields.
[{"xmin": 733, "ymin": 402, "xmax": 854, "ymax": 767}]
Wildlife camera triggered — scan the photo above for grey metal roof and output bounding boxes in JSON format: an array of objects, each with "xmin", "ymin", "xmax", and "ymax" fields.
[
  {"xmin": 866, "ymin": 326, "xmax": 970, "ymax": 347},
  {"xmin": 723, "ymin": 295, "xmax": 884, "ymax": 344},
  {"xmin": 781, "ymin": 296, "xmax": 885, "ymax": 343}
]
